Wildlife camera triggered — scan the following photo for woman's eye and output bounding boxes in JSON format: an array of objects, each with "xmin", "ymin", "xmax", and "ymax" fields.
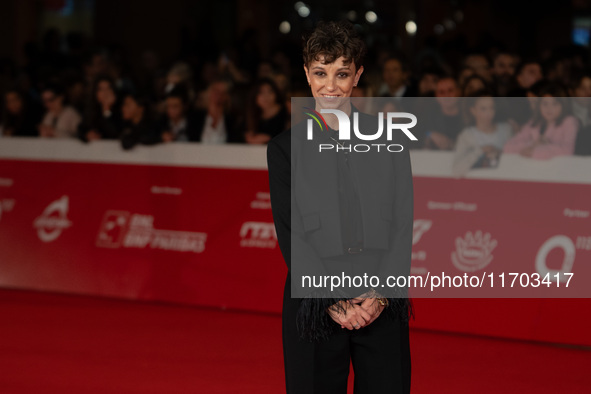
[
  {"xmin": 314, "ymin": 72, "xmax": 325, "ymax": 77},
  {"xmin": 338, "ymin": 73, "xmax": 350, "ymax": 78}
]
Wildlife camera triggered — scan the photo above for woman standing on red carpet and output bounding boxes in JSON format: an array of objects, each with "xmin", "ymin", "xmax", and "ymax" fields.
[{"xmin": 267, "ymin": 20, "xmax": 414, "ymax": 394}]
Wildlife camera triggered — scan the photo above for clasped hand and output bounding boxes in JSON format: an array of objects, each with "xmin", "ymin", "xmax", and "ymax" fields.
[{"xmin": 326, "ymin": 291, "xmax": 386, "ymax": 330}]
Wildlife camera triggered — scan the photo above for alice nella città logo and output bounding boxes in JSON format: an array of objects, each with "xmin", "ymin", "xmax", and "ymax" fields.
[{"xmin": 303, "ymin": 107, "xmax": 418, "ymax": 152}]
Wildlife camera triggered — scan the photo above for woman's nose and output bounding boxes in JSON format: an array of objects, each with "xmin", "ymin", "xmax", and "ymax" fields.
[{"xmin": 325, "ymin": 77, "xmax": 336, "ymax": 91}]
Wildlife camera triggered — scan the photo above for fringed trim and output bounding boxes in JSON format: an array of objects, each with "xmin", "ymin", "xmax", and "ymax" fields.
[
  {"xmin": 295, "ymin": 288, "xmax": 351, "ymax": 343},
  {"xmin": 295, "ymin": 286, "xmax": 414, "ymax": 343}
]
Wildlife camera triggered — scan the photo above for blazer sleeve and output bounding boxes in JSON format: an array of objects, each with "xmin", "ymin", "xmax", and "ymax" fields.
[
  {"xmin": 267, "ymin": 137, "xmax": 332, "ymax": 298},
  {"xmin": 377, "ymin": 132, "xmax": 414, "ymax": 298}
]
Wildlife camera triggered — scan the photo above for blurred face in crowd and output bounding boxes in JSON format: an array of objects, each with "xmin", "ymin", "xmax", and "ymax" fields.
[
  {"xmin": 435, "ymin": 78, "xmax": 461, "ymax": 98},
  {"xmin": 41, "ymin": 90, "xmax": 63, "ymax": 113},
  {"xmin": 208, "ymin": 81, "xmax": 229, "ymax": 107},
  {"xmin": 96, "ymin": 80, "xmax": 116, "ymax": 107},
  {"xmin": 257, "ymin": 62, "xmax": 274, "ymax": 79},
  {"xmin": 419, "ymin": 73, "xmax": 439, "ymax": 95},
  {"xmin": 274, "ymin": 74, "xmax": 289, "ymax": 93},
  {"xmin": 463, "ymin": 77, "xmax": 486, "ymax": 97},
  {"xmin": 86, "ymin": 54, "xmax": 108, "ymax": 79},
  {"xmin": 68, "ymin": 82, "xmax": 85, "ymax": 104},
  {"xmin": 517, "ymin": 63, "xmax": 542, "ymax": 89},
  {"xmin": 572, "ymin": 76, "xmax": 591, "ymax": 100},
  {"xmin": 539, "ymin": 96, "xmax": 563, "ymax": 124},
  {"xmin": 256, "ymin": 83, "xmax": 278, "ymax": 110},
  {"xmin": 166, "ymin": 96, "xmax": 185, "ymax": 121},
  {"xmin": 5, "ymin": 92, "xmax": 23, "ymax": 115},
  {"xmin": 122, "ymin": 96, "xmax": 143, "ymax": 122},
  {"xmin": 304, "ymin": 55, "xmax": 363, "ymax": 109},
  {"xmin": 465, "ymin": 54, "xmax": 491, "ymax": 81},
  {"xmin": 493, "ymin": 54, "xmax": 516, "ymax": 79},
  {"xmin": 458, "ymin": 67, "xmax": 474, "ymax": 87},
  {"xmin": 470, "ymin": 96, "xmax": 495, "ymax": 126},
  {"xmin": 382, "ymin": 59, "xmax": 406, "ymax": 90},
  {"xmin": 435, "ymin": 78, "xmax": 461, "ymax": 111}
]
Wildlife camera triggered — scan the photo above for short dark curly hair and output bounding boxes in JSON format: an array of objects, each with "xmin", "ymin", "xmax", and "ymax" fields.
[{"xmin": 302, "ymin": 20, "xmax": 366, "ymax": 71}]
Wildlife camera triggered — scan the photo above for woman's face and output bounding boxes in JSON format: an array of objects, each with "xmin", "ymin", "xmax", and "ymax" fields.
[
  {"xmin": 256, "ymin": 83, "xmax": 277, "ymax": 110},
  {"xmin": 470, "ymin": 97, "xmax": 495, "ymax": 124},
  {"xmin": 5, "ymin": 92, "xmax": 23, "ymax": 114},
  {"xmin": 96, "ymin": 80, "xmax": 115, "ymax": 106},
  {"xmin": 41, "ymin": 90, "xmax": 63, "ymax": 112},
  {"xmin": 122, "ymin": 96, "xmax": 142, "ymax": 120},
  {"xmin": 540, "ymin": 95, "xmax": 563, "ymax": 123},
  {"xmin": 304, "ymin": 55, "xmax": 363, "ymax": 107}
]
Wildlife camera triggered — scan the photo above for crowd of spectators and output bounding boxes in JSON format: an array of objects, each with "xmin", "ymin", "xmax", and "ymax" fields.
[{"xmin": 0, "ymin": 27, "xmax": 590, "ymax": 170}]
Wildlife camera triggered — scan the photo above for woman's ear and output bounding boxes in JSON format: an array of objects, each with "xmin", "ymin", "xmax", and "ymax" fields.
[
  {"xmin": 354, "ymin": 65, "xmax": 364, "ymax": 86},
  {"xmin": 303, "ymin": 64, "xmax": 310, "ymax": 85}
]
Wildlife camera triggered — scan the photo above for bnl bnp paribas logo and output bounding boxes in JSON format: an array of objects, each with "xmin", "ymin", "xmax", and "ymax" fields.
[{"xmin": 303, "ymin": 107, "xmax": 418, "ymax": 152}]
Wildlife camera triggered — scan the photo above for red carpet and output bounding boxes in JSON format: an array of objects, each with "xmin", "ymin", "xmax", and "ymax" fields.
[{"xmin": 0, "ymin": 289, "xmax": 589, "ymax": 393}]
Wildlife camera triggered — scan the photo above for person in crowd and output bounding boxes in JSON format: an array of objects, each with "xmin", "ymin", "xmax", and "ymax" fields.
[
  {"xmin": 457, "ymin": 66, "xmax": 476, "ymax": 89},
  {"xmin": 119, "ymin": 92, "xmax": 158, "ymax": 150},
  {"xmin": 38, "ymin": 83, "xmax": 82, "ymax": 138},
  {"xmin": 508, "ymin": 60, "xmax": 543, "ymax": 96},
  {"xmin": 567, "ymin": 71, "xmax": 591, "ymax": 155},
  {"xmin": 500, "ymin": 60, "xmax": 545, "ymax": 127},
  {"xmin": 64, "ymin": 74, "xmax": 87, "ymax": 114},
  {"xmin": 190, "ymin": 79, "xmax": 243, "ymax": 143},
  {"xmin": 463, "ymin": 53, "xmax": 492, "ymax": 82},
  {"xmin": 378, "ymin": 56, "xmax": 416, "ymax": 97},
  {"xmin": 157, "ymin": 85, "xmax": 195, "ymax": 143},
  {"xmin": 504, "ymin": 83, "xmax": 579, "ymax": 159},
  {"xmin": 420, "ymin": 76, "xmax": 463, "ymax": 150},
  {"xmin": 78, "ymin": 75, "xmax": 123, "ymax": 142},
  {"xmin": 83, "ymin": 51, "xmax": 109, "ymax": 86},
  {"xmin": 0, "ymin": 88, "xmax": 42, "ymax": 137},
  {"xmin": 461, "ymin": 74, "xmax": 490, "ymax": 97},
  {"xmin": 164, "ymin": 62, "xmax": 194, "ymax": 97},
  {"xmin": 567, "ymin": 70, "xmax": 591, "ymax": 127},
  {"xmin": 453, "ymin": 92, "xmax": 512, "ymax": 177},
  {"xmin": 417, "ymin": 67, "xmax": 442, "ymax": 96},
  {"xmin": 491, "ymin": 52, "xmax": 516, "ymax": 96},
  {"xmin": 244, "ymin": 77, "xmax": 287, "ymax": 144}
]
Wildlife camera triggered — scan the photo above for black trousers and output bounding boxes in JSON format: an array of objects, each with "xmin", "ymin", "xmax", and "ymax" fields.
[{"xmin": 282, "ymin": 271, "xmax": 411, "ymax": 394}]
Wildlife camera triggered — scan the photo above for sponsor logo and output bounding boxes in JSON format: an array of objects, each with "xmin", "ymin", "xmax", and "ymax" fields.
[
  {"xmin": 250, "ymin": 192, "xmax": 271, "ymax": 209},
  {"xmin": 33, "ymin": 195, "xmax": 72, "ymax": 242},
  {"xmin": 151, "ymin": 186, "xmax": 182, "ymax": 195},
  {"xmin": 535, "ymin": 235, "xmax": 575, "ymax": 283},
  {"xmin": 240, "ymin": 221, "xmax": 277, "ymax": 248},
  {"xmin": 96, "ymin": 210, "xmax": 207, "ymax": 253},
  {"xmin": 96, "ymin": 211, "xmax": 130, "ymax": 248},
  {"xmin": 451, "ymin": 230, "xmax": 497, "ymax": 272}
]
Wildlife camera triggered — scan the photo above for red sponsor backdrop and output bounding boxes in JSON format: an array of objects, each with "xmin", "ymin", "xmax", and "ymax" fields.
[{"xmin": 0, "ymin": 159, "xmax": 590, "ymax": 346}]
